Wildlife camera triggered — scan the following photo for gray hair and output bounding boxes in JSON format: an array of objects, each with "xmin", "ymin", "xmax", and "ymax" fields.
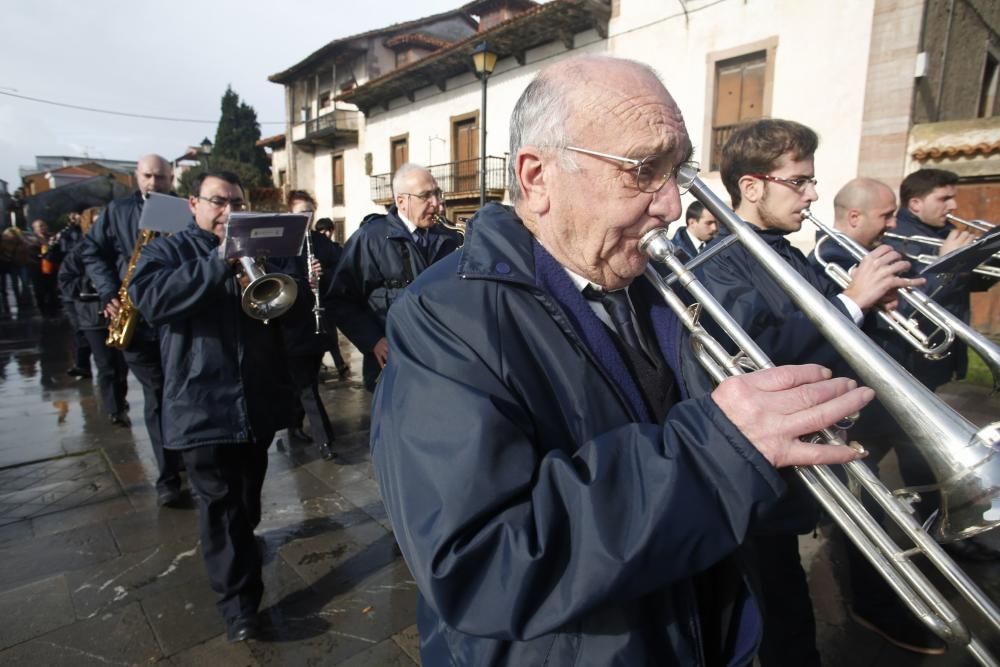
[
  {"xmin": 392, "ymin": 163, "xmax": 432, "ymax": 196},
  {"xmin": 508, "ymin": 55, "xmax": 664, "ymax": 202}
]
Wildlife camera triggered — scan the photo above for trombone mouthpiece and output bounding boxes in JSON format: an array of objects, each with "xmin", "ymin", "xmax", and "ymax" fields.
[{"xmin": 639, "ymin": 228, "xmax": 675, "ymax": 262}]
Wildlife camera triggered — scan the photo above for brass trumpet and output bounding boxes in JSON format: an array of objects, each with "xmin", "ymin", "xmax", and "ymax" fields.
[{"xmin": 641, "ymin": 164, "xmax": 1000, "ymax": 665}]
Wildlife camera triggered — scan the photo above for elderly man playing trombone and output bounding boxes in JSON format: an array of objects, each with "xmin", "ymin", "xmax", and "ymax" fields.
[{"xmin": 371, "ymin": 55, "xmax": 873, "ymax": 666}]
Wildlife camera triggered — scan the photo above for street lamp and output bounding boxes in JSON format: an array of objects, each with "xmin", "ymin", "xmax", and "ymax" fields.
[{"xmin": 471, "ymin": 41, "xmax": 497, "ymax": 207}]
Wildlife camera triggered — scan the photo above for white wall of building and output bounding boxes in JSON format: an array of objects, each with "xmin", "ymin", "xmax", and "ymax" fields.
[{"xmin": 611, "ymin": 0, "xmax": 876, "ymax": 247}]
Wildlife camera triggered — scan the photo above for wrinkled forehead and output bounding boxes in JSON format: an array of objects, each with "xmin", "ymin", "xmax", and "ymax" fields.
[
  {"xmin": 402, "ymin": 170, "xmax": 437, "ymax": 192},
  {"xmin": 565, "ymin": 67, "xmax": 689, "ymax": 156}
]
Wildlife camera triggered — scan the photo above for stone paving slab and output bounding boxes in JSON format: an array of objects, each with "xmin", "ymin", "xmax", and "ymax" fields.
[
  {"xmin": 142, "ymin": 575, "xmax": 226, "ymax": 656},
  {"xmin": 336, "ymin": 637, "xmax": 418, "ymax": 667},
  {"xmin": 161, "ymin": 634, "xmax": 259, "ymax": 666},
  {"xmin": 0, "ymin": 522, "xmax": 120, "ymax": 591},
  {"xmin": 0, "ymin": 600, "xmax": 161, "ymax": 666},
  {"xmin": 0, "ymin": 575, "xmax": 76, "ymax": 651}
]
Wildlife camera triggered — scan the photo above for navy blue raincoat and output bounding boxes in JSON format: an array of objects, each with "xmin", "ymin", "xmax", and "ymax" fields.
[
  {"xmin": 372, "ymin": 203, "xmax": 786, "ymax": 666},
  {"xmin": 129, "ymin": 223, "xmax": 296, "ymax": 449},
  {"xmin": 326, "ymin": 206, "xmax": 461, "ymax": 390}
]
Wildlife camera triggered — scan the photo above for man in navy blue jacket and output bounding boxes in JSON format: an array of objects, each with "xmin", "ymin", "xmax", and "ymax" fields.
[
  {"xmin": 80, "ymin": 154, "xmax": 185, "ymax": 507},
  {"xmin": 326, "ymin": 164, "xmax": 461, "ymax": 391},
  {"xmin": 672, "ymin": 200, "xmax": 719, "ymax": 261},
  {"xmin": 884, "ymin": 168, "xmax": 996, "ymax": 390},
  {"xmin": 696, "ymin": 121, "xmax": 921, "ymax": 664},
  {"xmin": 129, "ymin": 171, "xmax": 295, "ymax": 643},
  {"xmin": 371, "ymin": 56, "xmax": 873, "ymax": 667}
]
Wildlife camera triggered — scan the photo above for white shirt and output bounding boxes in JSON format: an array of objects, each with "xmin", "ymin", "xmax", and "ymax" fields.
[{"xmin": 561, "ymin": 266, "xmax": 654, "ymax": 357}]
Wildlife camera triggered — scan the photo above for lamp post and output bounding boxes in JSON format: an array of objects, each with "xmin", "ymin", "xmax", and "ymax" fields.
[{"xmin": 471, "ymin": 42, "xmax": 497, "ymax": 208}]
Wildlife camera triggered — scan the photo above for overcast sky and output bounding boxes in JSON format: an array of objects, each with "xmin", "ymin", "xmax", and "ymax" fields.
[{"xmin": 0, "ymin": 0, "xmax": 463, "ymax": 187}]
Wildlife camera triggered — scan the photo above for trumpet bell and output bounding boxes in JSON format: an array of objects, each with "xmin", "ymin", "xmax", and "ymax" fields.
[
  {"xmin": 933, "ymin": 424, "xmax": 1000, "ymax": 542},
  {"xmin": 238, "ymin": 256, "xmax": 298, "ymax": 323}
]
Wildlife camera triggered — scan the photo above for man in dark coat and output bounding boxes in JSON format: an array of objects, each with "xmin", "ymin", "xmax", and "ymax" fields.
[
  {"xmin": 79, "ymin": 154, "xmax": 185, "ymax": 507},
  {"xmin": 326, "ymin": 163, "xmax": 460, "ymax": 391},
  {"xmin": 129, "ymin": 171, "xmax": 296, "ymax": 642},
  {"xmin": 883, "ymin": 168, "xmax": 997, "ymax": 390},
  {"xmin": 672, "ymin": 200, "xmax": 719, "ymax": 261},
  {"xmin": 371, "ymin": 56, "xmax": 873, "ymax": 667},
  {"xmin": 57, "ymin": 232, "xmax": 129, "ymax": 423},
  {"xmin": 695, "ymin": 120, "xmax": 926, "ymax": 664}
]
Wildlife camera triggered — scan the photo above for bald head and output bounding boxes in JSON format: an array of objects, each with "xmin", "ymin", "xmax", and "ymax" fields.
[
  {"xmin": 833, "ymin": 177, "xmax": 897, "ymax": 248},
  {"xmin": 135, "ymin": 154, "xmax": 173, "ymax": 197},
  {"xmin": 508, "ymin": 55, "xmax": 687, "ymax": 202}
]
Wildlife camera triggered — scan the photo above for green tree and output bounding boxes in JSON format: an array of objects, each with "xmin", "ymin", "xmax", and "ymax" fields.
[{"xmin": 212, "ymin": 86, "xmax": 270, "ymax": 184}]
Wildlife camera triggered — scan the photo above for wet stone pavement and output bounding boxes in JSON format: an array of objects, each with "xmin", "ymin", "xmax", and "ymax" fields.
[{"xmin": 0, "ymin": 299, "xmax": 998, "ymax": 666}]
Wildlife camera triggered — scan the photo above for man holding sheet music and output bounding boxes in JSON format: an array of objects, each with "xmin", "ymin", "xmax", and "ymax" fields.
[
  {"xmin": 129, "ymin": 170, "xmax": 300, "ymax": 642},
  {"xmin": 80, "ymin": 154, "xmax": 186, "ymax": 507}
]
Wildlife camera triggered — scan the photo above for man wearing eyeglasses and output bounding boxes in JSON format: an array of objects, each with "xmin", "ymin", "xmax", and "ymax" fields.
[
  {"xmin": 326, "ymin": 162, "xmax": 461, "ymax": 391},
  {"xmin": 695, "ymin": 120, "xmax": 924, "ymax": 664},
  {"xmin": 129, "ymin": 171, "xmax": 297, "ymax": 643},
  {"xmin": 80, "ymin": 153, "xmax": 187, "ymax": 508},
  {"xmin": 370, "ymin": 56, "xmax": 873, "ymax": 666}
]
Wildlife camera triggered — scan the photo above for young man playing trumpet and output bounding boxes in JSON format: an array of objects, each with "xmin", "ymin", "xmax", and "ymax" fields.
[{"xmin": 695, "ymin": 120, "xmax": 932, "ymax": 662}]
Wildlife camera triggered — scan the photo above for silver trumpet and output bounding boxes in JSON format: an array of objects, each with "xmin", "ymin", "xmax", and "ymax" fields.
[
  {"xmin": 639, "ymin": 164, "xmax": 1000, "ymax": 665},
  {"xmin": 806, "ymin": 211, "xmax": 955, "ymax": 361},
  {"xmin": 883, "ymin": 220, "xmax": 1000, "ymax": 280},
  {"xmin": 948, "ymin": 213, "xmax": 996, "ymax": 234},
  {"xmin": 237, "ymin": 257, "xmax": 298, "ymax": 324}
]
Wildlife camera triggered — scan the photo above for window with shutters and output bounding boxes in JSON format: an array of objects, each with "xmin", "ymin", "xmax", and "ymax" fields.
[
  {"xmin": 451, "ymin": 111, "xmax": 480, "ymax": 194},
  {"xmin": 704, "ymin": 38, "xmax": 777, "ymax": 171},
  {"xmin": 390, "ymin": 135, "xmax": 409, "ymax": 174},
  {"xmin": 332, "ymin": 154, "xmax": 344, "ymax": 206}
]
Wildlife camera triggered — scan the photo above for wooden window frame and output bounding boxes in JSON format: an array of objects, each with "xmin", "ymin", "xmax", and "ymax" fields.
[
  {"xmin": 332, "ymin": 153, "xmax": 345, "ymax": 206},
  {"xmin": 390, "ymin": 133, "xmax": 410, "ymax": 174},
  {"xmin": 703, "ymin": 37, "xmax": 778, "ymax": 173}
]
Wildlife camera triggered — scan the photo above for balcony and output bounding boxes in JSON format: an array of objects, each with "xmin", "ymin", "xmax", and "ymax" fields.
[
  {"xmin": 371, "ymin": 156, "xmax": 507, "ymax": 205},
  {"xmin": 291, "ymin": 109, "xmax": 360, "ymax": 149}
]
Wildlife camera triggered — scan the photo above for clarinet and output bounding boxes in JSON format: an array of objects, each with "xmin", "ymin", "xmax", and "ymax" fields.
[{"xmin": 304, "ymin": 229, "xmax": 325, "ymax": 334}]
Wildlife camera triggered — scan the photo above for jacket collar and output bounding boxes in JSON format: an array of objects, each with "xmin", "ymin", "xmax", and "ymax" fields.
[
  {"xmin": 896, "ymin": 207, "xmax": 952, "ymax": 239},
  {"xmin": 455, "ymin": 203, "xmax": 537, "ymax": 287}
]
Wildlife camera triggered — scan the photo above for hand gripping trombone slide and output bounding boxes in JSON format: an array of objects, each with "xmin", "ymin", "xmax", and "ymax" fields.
[
  {"xmin": 806, "ymin": 210, "xmax": 1000, "ymax": 392},
  {"xmin": 639, "ymin": 165, "xmax": 1000, "ymax": 665}
]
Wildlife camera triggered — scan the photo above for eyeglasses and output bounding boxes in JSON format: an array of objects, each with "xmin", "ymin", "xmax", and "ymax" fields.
[
  {"xmin": 748, "ymin": 173, "xmax": 818, "ymax": 193},
  {"xmin": 563, "ymin": 146, "xmax": 699, "ymax": 194},
  {"xmin": 398, "ymin": 189, "xmax": 443, "ymax": 202},
  {"xmin": 197, "ymin": 196, "xmax": 245, "ymax": 210}
]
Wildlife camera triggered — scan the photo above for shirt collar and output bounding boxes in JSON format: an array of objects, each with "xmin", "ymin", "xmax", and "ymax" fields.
[{"xmin": 397, "ymin": 211, "xmax": 418, "ymax": 236}]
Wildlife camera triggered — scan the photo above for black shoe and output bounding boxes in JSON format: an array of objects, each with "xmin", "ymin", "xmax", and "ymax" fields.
[
  {"xmin": 110, "ymin": 413, "xmax": 131, "ymax": 427},
  {"xmin": 157, "ymin": 486, "xmax": 184, "ymax": 508},
  {"xmin": 226, "ymin": 614, "xmax": 259, "ymax": 642},
  {"xmin": 67, "ymin": 366, "xmax": 92, "ymax": 379},
  {"xmin": 849, "ymin": 606, "xmax": 946, "ymax": 655},
  {"xmin": 289, "ymin": 427, "xmax": 311, "ymax": 442},
  {"xmin": 318, "ymin": 442, "xmax": 337, "ymax": 461},
  {"xmin": 944, "ymin": 537, "xmax": 1000, "ymax": 562}
]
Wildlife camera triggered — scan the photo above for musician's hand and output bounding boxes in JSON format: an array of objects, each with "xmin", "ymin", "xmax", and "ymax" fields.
[
  {"xmin": 104, "ymin": 297, "xmax": 121, "ymax": 319},
  {"xmin": 310, "ymin": 259, "xmax": 323, "ymax": 278},
  {"xmin": 842, "ymin": 245, "xmax": 921, "ymax": 311},
  {"xmin": 939, "ymin": 228, "xmax": 976, "ymax": 256},
  {"xmin": 712, "ymin": 364, "xmax": 874, "ymax": 468},
  {"xmin": 373, "ymin": 337, "xmax": 389, "ymax": 368}
]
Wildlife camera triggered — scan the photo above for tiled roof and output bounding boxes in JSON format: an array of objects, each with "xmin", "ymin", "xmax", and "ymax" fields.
[{"xmin": 912, "ymin": 140, "xmax": 1000, "ymax": 161}]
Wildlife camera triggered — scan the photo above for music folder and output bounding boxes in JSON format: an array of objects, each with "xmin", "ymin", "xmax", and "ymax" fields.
[
  {"xmin": 221, "ymin": 213, "xmax": 310, "ymax": 260},
  {"xmin": 918, "ymin": 226, "xmax": 1000, "ymax": 275},
  {"xmin": 139, "ymin": 193, "xmax": 194, "ymax": 233}
]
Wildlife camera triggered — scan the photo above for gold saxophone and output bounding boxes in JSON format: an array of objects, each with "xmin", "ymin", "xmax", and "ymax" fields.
[{"xmin": 106, "ymin": 228, "xmax": 156, "ymax": 350}]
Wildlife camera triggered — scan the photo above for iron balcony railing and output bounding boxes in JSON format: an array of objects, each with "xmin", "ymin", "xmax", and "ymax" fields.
[{"xmin": 370, "ymin": 155, "xmax": 507, "ymax": 202}]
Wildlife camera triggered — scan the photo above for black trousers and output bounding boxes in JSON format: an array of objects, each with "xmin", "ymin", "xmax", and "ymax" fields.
[
  {"xmin": 82, "ymin": 328, "xmax": 128, "ymax": 416},
  {"xmin": 122, "ymin": 334, "xmax": 183, "ymax": 492},
  {"xmin": 324, "ymin": 325, "xmax": 348, "ymax": 370},
  {"xmin": 747, "ymin": 532, "xmax": 822, "ymax": 667},
  {"xmin": 289, "ymin": 353, "xmax": 335, "ymax": 446},
  {"xmin": 182, "ymin": 438, "xmax": 270, "ymax": 622}
]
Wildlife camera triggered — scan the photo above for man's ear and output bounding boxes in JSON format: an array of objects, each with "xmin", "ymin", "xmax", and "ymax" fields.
[
  {"xmin": 515, "ymin": 147, "xmax": 550, "ymax": 215},
  {"xmin": 846, "ymin": 208, "xmax": 862, "ymax": 229},
  {"xmin": 188, "ymin": 197, "xmax": 198, "ymax": 215},
  {"xmin": 738, "ymin": 174, "xmax": 762, "ymax": 205}
]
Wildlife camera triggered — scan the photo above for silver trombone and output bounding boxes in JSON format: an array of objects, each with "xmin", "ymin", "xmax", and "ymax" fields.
[
  {"xmin": 948, "ymin": 213, "xmax": 996, "ymax": 234},
  {"xmin": 640, "ymin": 164, "xmax": 1000, "ymax": 665},
  {"xmin": 807, "ymin": 211, "xmax": 1000, "ymax": 390},
  {"xmin": 808, "ymin": 214, "xmax": 954, "ymax": 361}
]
